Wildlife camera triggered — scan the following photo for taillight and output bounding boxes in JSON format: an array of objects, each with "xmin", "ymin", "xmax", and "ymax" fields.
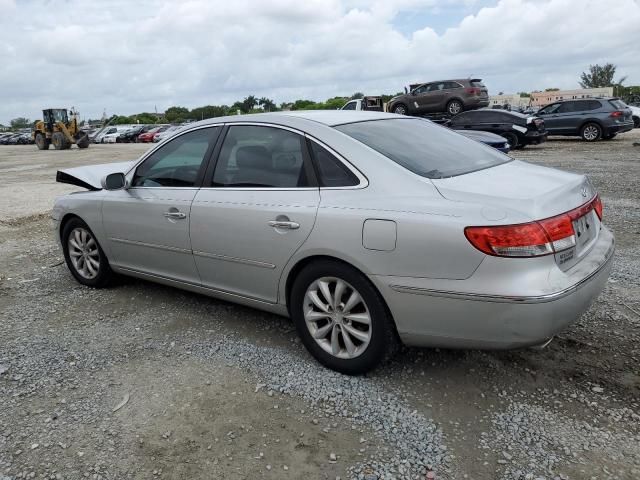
[
  {"xmin": 465, "ymin": 196, "xmax": 602, "ymax": 258},
  {"xmin": 465, "ymin": 87, "xmax": 480, "ymax": 95},
  {"xmin": 610, "ymin": 111, "xmax": 624, "ymax": 118},
  {"xmin": 593, "ymin": 195, "xmax": 603, "ymax": 220}
]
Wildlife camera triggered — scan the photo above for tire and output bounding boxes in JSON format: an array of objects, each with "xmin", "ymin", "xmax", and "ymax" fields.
[
  {"xmin": 62, "ymin": 217, "xmax": 113, "ymax": 288},
  {"xmin": 580, "ymin": 122, "xmax": 602, "ymax": 142},
  {"xmin": 35, "ymin": 132, "xmax": 49, "ymax": 150},
  {"xmin": 501, "ymin": 132, "xmax": 519, "ymax": 148},
  {"xmin": 52, "ymin": 132, "xmax": 66, "ymax": 150},
  {"xmin": 633, "ymin": 116, "xmax": 640, "ymax": 128},
  {"xmin": 392, "ymin": 103, "xmax": 408, "ymax": 115},
  {"xmin": 76, "ymin": 133, "xmax": 90, "ymax": 148},
  {"xmin": 446, "ymin": 99, "xmax": 463, "ymax": 115},
  {"xmin": 290, "ymin": 260, "xmax": 398, "ymax": 375}
]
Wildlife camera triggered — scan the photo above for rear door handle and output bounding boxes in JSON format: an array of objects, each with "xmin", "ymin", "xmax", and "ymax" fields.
[
  {"xmin": 268, "ymin": 220, "xmax": 300, "ymax": 230},
  {"xmin": 164, "ymin": 211, "xmax": 187, "ymax": 219}
]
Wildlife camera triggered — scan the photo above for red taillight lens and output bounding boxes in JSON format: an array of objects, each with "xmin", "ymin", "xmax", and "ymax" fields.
[
  {"xmin": 593, "ymin": 195, "xmax": 603, "ymax": 220},
  {"xmin": 610, "ymin": 110, "xmax": 624, "ymax": 118},
  {"xmin": 465, "ymin": 87, "xmax": 480, "ymax": 95},
  {"xmin": 465, "ymin": 196, "xmax": 602, "ymax": 258},
  {"xmin": 465, "ymin": 222, "xmax": 552, "ymax": 257}
]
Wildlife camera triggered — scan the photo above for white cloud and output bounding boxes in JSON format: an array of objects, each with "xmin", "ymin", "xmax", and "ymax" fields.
[{"xmin": 0, "ymin": 0, "xmax": 638, "ymax": 123}]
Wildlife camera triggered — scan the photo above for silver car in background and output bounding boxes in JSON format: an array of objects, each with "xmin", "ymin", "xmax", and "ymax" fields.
[{"xmin": 53, "ymin": 111, "xmax": 614, "ymax": 374}]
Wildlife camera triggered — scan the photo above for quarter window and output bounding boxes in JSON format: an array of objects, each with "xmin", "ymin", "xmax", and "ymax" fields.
[
  {"xmin": 212, "ymin": 125, "xmax": 314, "ymax": 188},
  {"xmin": 132, "ymin": 127, "xmax": 219, "ymax": 188},
  {"xmin": 308, "ymin": 141, "xmax": 359, "ymax": 187}
]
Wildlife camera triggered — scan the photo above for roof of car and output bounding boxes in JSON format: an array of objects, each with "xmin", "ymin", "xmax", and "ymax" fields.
[
  {"xmin": 191, "ymin": 110, "xmax": 403, "ymax": 128},
  {"xmin": 466, "ymin": 108, "xmax": 529, "ymax": 119}
]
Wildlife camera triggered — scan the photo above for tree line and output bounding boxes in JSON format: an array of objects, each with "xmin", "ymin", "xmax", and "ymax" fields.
[{"xmin": 6, "ymin": 63, "xmax": 638, "ymax": 130}]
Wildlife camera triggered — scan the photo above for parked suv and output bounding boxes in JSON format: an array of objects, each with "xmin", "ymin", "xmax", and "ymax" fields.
[
  {"xmin": 388, "ymin": 79, "xmax": 489, "ymax": 116},
  {"xmin": 536, "ymin": 98, "xmax": 634, "ymax": 141},
  {"xmin": 448, "ymin": 109, "xmax": 547, "ymax": 149}
]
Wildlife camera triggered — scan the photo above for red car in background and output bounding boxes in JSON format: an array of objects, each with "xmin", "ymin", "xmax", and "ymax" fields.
[{"xmin": 137, "ymin": 126, "xmax": 168, "ymax": 143}]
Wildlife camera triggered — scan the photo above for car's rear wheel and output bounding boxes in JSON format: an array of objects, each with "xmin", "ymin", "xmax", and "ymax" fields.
[
  {"xmin": 501, "ymin": 132, "xmax": 519, "ymax": 148},
  {"xmin": 290, "ymin": 260, "xmax": 397, "ymax": 375},
  {"xmin": 580, "ymin": 122, "xmax": 602, "ymax": 142},
  {"xmin": 446, "ymin": 99, "xmax": 463, "ymax": 115},
  {"xmin": 392, "ymin": 104, "xmax": 408, "ymax": 115},
  {"xmin": 62, "ymin": 218, "xmax": 113, "ymax": 288}
]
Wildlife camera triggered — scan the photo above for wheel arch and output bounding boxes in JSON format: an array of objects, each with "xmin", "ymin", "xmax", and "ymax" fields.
[
  {"xmin": 282, "ymin": 254, "xmax": 396, "ymax": 330},
  {"xmin": 59, "ymin": 213, "xmax": 83, "ymax": 242},
  {"xmin": 578, "ymin": 118, "xmax": 604, "ymax": 131}
]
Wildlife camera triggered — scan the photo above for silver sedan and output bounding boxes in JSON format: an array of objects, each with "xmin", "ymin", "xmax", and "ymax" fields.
[{"xmin": 53, "ymin": 111, "xmax": 614, "ymax": 374}]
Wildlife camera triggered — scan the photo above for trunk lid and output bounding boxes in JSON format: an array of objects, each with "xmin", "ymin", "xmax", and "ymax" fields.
[
  {"xmin": 431, "ymin": 160, "xmax": 595, "ymax": 221},
  {"xmin": 56, "ymin": 161, "xmax": 135, "ymax": 190}
]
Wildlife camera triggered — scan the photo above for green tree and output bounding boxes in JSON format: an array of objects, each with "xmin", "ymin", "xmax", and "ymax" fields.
[
  {"xmin": 191, "ymin": 105, "xmax": 228, "ymax": 120},
  {"xmin": 241, "ymin": 95, "xmax": 258, "ymax": 113},
  {"xmin": 518, "ymin": 92, "xmax": 531, "ymax": 97},
  {"xmin": 258, "ymin": 97, "xmax": 276, "ymax": 112},
  {"xmin": 350, "ymin": 92, "xmax": 364, "ymax": 100},
  {"xmin": 291, "ymin": 99, "xmax": 317, "ymax": 110},
  {"xmin": 165, "ymin": 106, "xmax": 190, "ymax": 122},
  {"xmin": 579, "ymin": 63, "xmax": 626, "ymax": 88},
  {"xmin": 544, "ymin": 88, "xmax": 559, "ymax": 91},
  {"xmin": 10, "ymin": 117, "xmax": 31, "ymax": 129}
]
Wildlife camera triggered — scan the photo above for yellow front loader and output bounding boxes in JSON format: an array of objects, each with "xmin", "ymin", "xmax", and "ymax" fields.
[{"xmin": 33, "ymin": 108, "xmax": 90, "ymax": 150}]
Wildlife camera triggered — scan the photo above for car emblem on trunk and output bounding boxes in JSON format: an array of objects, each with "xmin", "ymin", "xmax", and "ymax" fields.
[{"xmin": 581, "ymin": 186, "xmax": 588, "ymax": 198}]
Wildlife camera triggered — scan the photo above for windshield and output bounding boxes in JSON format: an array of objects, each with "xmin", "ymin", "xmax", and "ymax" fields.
[{"xmin": 335, "ymin": 118, "xmax": 511, "ymax": 178}]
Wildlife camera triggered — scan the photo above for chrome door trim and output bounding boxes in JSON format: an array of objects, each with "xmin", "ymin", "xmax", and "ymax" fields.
[
  {"xmin": 389, "ymin": 242, "xmax": 614, "ymax": 305},
  {"xmin": 109, "ymin": 237, "xmax": 192, "ymax": 254},
  {"xmin": 192, "ymin": 250, "xmax": 276, "ymax": 269}
]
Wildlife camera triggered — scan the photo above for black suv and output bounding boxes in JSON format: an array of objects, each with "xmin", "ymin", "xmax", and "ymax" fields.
[
  {"xmin": 535, "ymin": 98, "xmax": 634, "ymax": 141},
  {"xmin": 448, "ymin": 109, "xmax": 547, "ymax": 149}
]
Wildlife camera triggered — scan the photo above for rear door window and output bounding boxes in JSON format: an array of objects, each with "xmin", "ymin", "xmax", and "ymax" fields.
[{"xmin": 335, "ymin": 118, "xmax": 511, "ymax": 179}]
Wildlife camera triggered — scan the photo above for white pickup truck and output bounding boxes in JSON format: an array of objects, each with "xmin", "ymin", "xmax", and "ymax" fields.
[{"xmin": 341, "ymin": 97, "xmax": 384, "ymax": 111}]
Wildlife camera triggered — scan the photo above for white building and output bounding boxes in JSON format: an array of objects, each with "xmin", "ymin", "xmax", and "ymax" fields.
[
  {"xmin": 489, "ymin": 94, "xmax": 531, "ymax": 109},
  {"xmin": 530, "ymin": 87, "xmax": 614, "ymax": 107}
]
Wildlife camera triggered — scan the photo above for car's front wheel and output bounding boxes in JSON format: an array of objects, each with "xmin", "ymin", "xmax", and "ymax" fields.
[
  {"xmin": 580, "ymin": 122, "xmax": 602, "ymax": 141},
  {"xmin": 62, "ymin": 218, "xmax": 113, "ymax": 288},
  {"xmin": 291, "ymin": 260, "xmax": 397, "ymax": 375},
  {"xmin": 392, "ymin": 103, "xmax": 408, "ymax": 115}
]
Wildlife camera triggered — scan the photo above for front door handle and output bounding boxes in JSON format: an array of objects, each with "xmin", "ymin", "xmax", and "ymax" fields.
[
  {"xmin": 164, "ymin": 211, "xmax": 187, "ymax": 219},
  {"xmin": 268, "ymin": 220, "xmax": 300, "ymax": 230}
]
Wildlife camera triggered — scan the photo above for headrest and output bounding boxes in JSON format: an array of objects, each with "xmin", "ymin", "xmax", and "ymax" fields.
[
  {"xmin": 236, "ymin": 145, "xmax": 272, "ymax": 169},
  {"xmin": 280, "ymin": 137, "xmax": 300, "ymax": 152}
]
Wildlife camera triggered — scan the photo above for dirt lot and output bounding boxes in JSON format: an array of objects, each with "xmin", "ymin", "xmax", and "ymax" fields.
[{"xmin": 1, "ymin": 132, "xmax": 639, "ymax": 480}]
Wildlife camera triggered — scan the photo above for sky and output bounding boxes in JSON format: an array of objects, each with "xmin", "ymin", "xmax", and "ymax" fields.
[{"xmin": 0, "ymin": 0, "xmax": 639, "ymax": 124}]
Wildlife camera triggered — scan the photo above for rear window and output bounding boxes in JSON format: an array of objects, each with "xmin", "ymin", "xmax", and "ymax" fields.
[
  {"xmin": 470, "ymin": 80, "xmax": 485, "ymax": 88},
  {"xmin": 609, "ymin": 99, "xmax": 626, "ymax": 109},
  {"xmin": 335, "ymin": 119, "xmax": 510, "ymax": 179}
]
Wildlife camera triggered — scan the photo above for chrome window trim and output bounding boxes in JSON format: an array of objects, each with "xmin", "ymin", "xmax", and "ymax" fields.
[{"xmin": 304, "ymin": 135, "xmax": 369, "ymax": 190}]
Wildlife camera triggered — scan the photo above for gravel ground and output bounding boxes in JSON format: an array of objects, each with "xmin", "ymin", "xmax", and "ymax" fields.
[{"xmin": 0, "ymin": 132, "xmax": 639, "ymax": 479}]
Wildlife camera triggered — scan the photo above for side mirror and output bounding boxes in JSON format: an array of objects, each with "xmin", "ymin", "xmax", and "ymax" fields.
[{"xmin": 101, "ymin": 172, "xmax": 126, "ymax": 190}]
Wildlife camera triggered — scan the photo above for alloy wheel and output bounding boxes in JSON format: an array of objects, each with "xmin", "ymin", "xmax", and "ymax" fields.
[
  {"xmin": 303, "ymin": 277, "xmax": 372, "ymax": 359},
  {"xmin": 68, "ymin": 227, "xmax": 100, "ymax": 279},
  {"xmin": 583, "ymin": 125, "xmax": 600, "ymax": 141}
]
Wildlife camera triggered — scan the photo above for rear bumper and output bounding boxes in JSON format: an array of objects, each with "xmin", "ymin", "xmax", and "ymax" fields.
[
  {"xmin": 371, "ymin": 226, "xmax": 614, "ymax": 349},
  {"xmin": 606, "ymin": 121, "xmax": 634, "ymax": 135}
]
